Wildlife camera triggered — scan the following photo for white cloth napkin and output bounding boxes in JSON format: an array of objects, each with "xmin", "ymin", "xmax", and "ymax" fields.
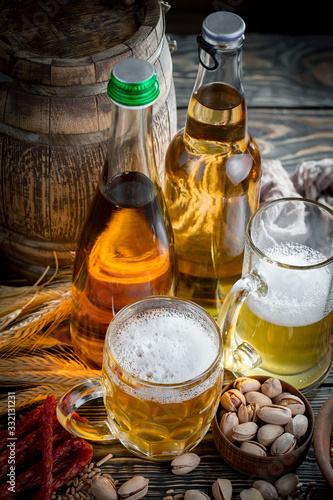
[{"xmin": 260, "ymin": 158, "xmax": 333, "ymax": 209}]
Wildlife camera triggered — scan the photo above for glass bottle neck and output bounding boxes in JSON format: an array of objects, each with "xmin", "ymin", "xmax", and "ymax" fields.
[
  {"xmin": 193, "ymin": 40, "xmax": 244, "ymax": 98},
  {"xmin": 101, "ymin": 104, "xmax": 159, "ymax": 188},
  {"xmin": 184, "ymin": 40, "xmax": 248, "ymax": 153}
]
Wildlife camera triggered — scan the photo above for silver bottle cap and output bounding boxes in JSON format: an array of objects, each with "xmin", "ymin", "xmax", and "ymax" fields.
[
  {"xmin": 112, "ymin": 58, "xmax": 155, "ymax": 84},
  {"xmin": 202, "ymin": 12, "xmax": 245, "ymax": 45}
]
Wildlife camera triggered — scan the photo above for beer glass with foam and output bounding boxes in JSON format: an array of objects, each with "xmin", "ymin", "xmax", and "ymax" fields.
[
  {"xmin": 57, "ymin": 296, "xmax": 223, "ymax": 460},
  {"xmin": 217, "ymin": 197, "xmax": 333, "ymax": 391}
]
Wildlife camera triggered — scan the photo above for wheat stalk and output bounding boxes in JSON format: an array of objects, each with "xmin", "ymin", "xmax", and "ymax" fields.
[
  {"xmin": 0, "ymin": 279, "xmax": 71, "ymax": 319},
  {"xmin": 0, "ymin": 292, "xmax": 72, "ymax": 355},
  {"xmin": 0, "ymin": 265, "xmax": 102, "ymax": 413},
  {"xmin": 0, "ymin": 352, "xmax": 100, "ymax": 387},
  {"xmin": 0, "ymin": 384, "xmax": 71, "ymax": 416}
]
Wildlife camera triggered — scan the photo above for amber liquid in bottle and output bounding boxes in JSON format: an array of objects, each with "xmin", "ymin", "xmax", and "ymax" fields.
[
  {"xmin": 71, "ymin": 171, "xmax": 177, "ymax": 368},
  {"xmin": 164, "ymin": 82, "xmax": 261, "ymax": 319}
]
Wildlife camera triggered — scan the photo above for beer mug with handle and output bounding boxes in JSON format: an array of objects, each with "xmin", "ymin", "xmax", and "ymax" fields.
[
  {"xmin": 217, "ymin": 197, "xmax": 333, "ymax": 391},
  {"xmin": 57, "ymin": 296, "xmax": 223, "ymax": 461}
]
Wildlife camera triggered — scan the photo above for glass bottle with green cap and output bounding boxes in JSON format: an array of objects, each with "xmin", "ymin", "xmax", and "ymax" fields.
[
  {"xmin": 70, "ymin": 58, "xmax": 178, "ymax": 369},
  {"xmin": 164, "ymin": 11, "xmax": 261, "ymax": 320}
]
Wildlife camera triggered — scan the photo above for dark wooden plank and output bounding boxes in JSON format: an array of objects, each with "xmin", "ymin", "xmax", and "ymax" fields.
[{"xmin": 170, "ymin": 34, "xmax": 333, "ymax": 109}]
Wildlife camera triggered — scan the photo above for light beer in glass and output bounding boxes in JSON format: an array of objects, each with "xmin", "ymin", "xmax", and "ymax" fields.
[{"xmin": 57, "ymin": 296, "xmax": 223, "ymax": 460}]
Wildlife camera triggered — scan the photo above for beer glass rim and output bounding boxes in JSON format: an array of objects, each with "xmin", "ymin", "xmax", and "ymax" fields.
[
  {"xmin": 103, "ymin": 295, "xmax": 223, "ymax": 389},
  {"xmin": 247, "ymin": 197, "xmax": 333, "ymax": 269}
]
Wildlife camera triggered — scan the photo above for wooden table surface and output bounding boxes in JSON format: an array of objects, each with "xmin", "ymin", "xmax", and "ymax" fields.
[
  {"xmin": 84, "ymin": 32, "xmax": 333, "ymax": 499},
  {"xmin": 2, "ymin": 31, "xmax": 333, "ymax": 499}
]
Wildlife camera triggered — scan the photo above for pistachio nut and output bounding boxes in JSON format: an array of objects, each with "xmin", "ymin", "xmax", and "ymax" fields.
[
  {"xmin": 261, "ymin": 378, "xmax": 283, "ymax": 399},
  {"xmin": 171, "ymin": 453, "xmax": 201, "ymax": 475},
  {"xmin": 284, "ymin": 413, "xmax": 309, "ymax": 439},
  {"xmin": 91, "ymin": 476, "xmax": 118, "ymax": 500},
  {"xmin": 272, "ymin": 391, "xmax": 290, "ymax": 404},
  {"xmin": 240, "ymin": 440, "xmax": 267, "ymax": 457},
  {"xmin": 233, "ymin": 377, "xmax": 261, "ymax": 394},
  {"xmin": 253, "ymin": 480, "xmax": 278, "ymax": 500},
  {"xmin": 245, "ymin": 391, "xmax": 272, "ymax": 407},
  {"xmin": 240, "ymin": 488, "xmax": 264, "ymax": 500},
  {"xmin": 184, "ymin": 490, "xmax": 211, "ymax": 500},
  {"xmin": 220, "ymin": 411, "xmax": 239, "ymax": 441},
  {"xmin": 238, "ymin": 402, "xmax": 259, "ymax": 424},
  {"xmin": 212, "ymin": 478, "xmax": 232, "ymax": 500},
  {"xmin": 270, "ymin": 432, "xmax": 296, "ymax": 455},
  {"xmin": 274, "ymin": 473, "xmax": 299, "ymax": 497},
  {"xmin": 273, "ymin": 392, "xmax": 306, "ymax": 416},
  {"xmin": 117, "ymin": 476, "xmax": 149, "ymax": 500},
  {"xmin": 232, "ymin": 421, "xmax": 258, "ymax": 442},
  {"xmin": 257, "ymin": 424, "xmax": 284, "ymax": 447},
  {"xmin": 257, "ymin": 404, "xmax": 292, "ymax": 425},
  {"xmin": 220, "ymin": 388, "xmax": 246, "ymax": 412}
]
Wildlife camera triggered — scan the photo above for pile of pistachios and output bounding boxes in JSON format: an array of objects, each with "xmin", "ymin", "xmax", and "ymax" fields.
[{"xmin": 219, "ymin": 377, "xmax": 309, "ymax": 456}]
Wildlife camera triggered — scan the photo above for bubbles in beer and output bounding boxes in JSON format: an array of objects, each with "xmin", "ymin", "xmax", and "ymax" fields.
[
  {"xmin": 248, "ymin": 242, "xmax": 332, "ymax": 327},
  {"xmin": 109, "ymin": 308, "xmax": 219, "ymax": 384}
]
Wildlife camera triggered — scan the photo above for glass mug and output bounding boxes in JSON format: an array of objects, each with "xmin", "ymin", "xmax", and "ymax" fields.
[
  {"xmin": 57, "ymin": 296, "xmax": 223, "ymax": 461},
  {"xmin": 217, "ymin": 197, "xmax": 333, "ymax": 391}
]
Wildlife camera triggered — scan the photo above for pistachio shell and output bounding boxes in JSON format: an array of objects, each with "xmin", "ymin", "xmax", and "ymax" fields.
[
  {"xmin": 212, "ymin": 478, "xmax": 232, "ymax": 500},
  {"xmin": 240, "ymin": 488, "xmax": 264, "ymax": 500},
  {"xmin": 240, "ymin": 440, "xmax": 267, "ymax": 457},
  {"xmin": 284, "ymin": 414, "xmax": 309, "ymax": 438},
  {"xmin": 272, "ymin": 392, "xmax": 306, "ymax": 416},
  {"xmin": 270, "ymin": 432, "xmax": 296, "ymax": 455},
  {"xmin": 253, "ymin": 480, "xmax": 278, "ymax": 500},
  {"xmin": 91, "ymin": 476, "xmax": 118, "ymax": 500},
  {"xmin": 118, "ymin": 476, "xmax": 149, "ymax": 500},
  {"xmin": 220, "ymin": 411, "xmax": 239, "ymax": 441},
  {"xmin": 274, "ymin": 473, "xmax": 299, "ymax": 496},
  {"xmin": 261, "ymin": 378, "xmax": 283, "ymax": 399},
  {"xmin": 233, "ymin": 377, "xmax": 261, "ymax": 394},
  {"xmin": 257, "ymin": 404, "xmax": 292, "ymax": 425},
  {"xmin": 238, "ymin": 402, "xmax": 259, "ymax": 424},
  {"xmin": 232, "ymin": 421, "xmax": 258, "ymax": 442},
  {"xmin": 220, "ymin": 389, "xmax": 246, "ymax": 412},
  {"xmin": 245, "ymin": 391, "xmax": 272, "ymax": 407},
  {"xmin": 171, "ymin": 453, "xmax": 201, "ymax": 475},
  {"xmin": 257, "ymin": 424, "xmax": 284, "ymax": 446},
  {"xmin": 184, "ymin": 490, "xmax": 211, "ymax": 500}
]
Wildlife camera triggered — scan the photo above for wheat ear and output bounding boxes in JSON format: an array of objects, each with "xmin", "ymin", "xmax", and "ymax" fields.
[{"xmin": 0, "ymin": 292, "xmax": 72, "ymax": 355}]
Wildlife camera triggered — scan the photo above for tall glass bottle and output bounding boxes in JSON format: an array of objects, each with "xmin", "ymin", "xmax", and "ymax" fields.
[
  {"xmin": 164, "ymin": 12, "xmax": 261, "ymax": 319},
  {"xmin": 71, "ymin": 58, "xmax": 178, "ymax": 368}
]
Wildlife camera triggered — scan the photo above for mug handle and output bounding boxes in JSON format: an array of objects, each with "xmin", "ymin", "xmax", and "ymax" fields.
[
  {"xmin": 56, "ymin": 377, "xmax": 117, "ymax": 443},
  {"xmin": 217, "ymin": 271, "xmax": 267, "ymax": 374}
]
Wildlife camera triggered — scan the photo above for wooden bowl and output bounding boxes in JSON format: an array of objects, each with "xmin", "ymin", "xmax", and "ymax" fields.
[
  {"xmin": 313, "ymin": 394, "xmax": 333, "ymax": 488},
  {"xmin": 212, "ymin": 376, "xmax": 314, "ymax": 479}
]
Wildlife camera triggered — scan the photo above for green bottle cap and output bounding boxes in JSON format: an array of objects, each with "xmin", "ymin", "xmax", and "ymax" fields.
[{"xmin": 107, "ymin": 58, "xmax": 160, "ymax": 108}]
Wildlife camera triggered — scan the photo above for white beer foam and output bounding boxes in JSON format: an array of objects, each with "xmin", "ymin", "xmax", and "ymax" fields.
[
  {"xmin": 109, "ymin": 308, "xmax": 219, "ymax": 384},
  {"xmin": 248, "ymin": 242, "xmax": 332, "ymax": 326}
]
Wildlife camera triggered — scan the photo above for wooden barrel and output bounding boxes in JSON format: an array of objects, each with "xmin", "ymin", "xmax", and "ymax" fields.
[{"xmin": 0, "ymin": 0, "xmax": 177, "ymax": 281}]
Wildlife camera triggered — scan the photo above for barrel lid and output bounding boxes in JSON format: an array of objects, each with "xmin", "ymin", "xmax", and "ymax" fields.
[
  {"xmin": 202, "ymin": 12, "xmax": 245, "ymax": 44},
  {"xmin": 107, "ymin": 58, "xmax": 160, "ymax": 107},
  {"xmin": 0, "ymin": 0, "xmax": 163, "ymax": 87}
]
